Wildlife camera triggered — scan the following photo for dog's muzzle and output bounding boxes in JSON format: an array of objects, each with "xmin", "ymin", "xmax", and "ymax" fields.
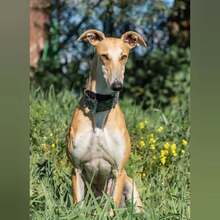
[{"xmin": 111, "ymin": 80, "xmax": 123, "ymax": 91}]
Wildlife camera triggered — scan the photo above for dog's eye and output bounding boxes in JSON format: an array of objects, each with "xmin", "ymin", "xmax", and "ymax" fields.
[
  {"xmin": 120, "ymin": 55, "xmax": 128, "ymax": 60},
  {"xmin": 101, "ymin": 54, "xmax": 110, "ymax": 60}
]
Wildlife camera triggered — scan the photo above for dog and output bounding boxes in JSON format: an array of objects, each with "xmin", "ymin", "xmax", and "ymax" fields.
[{"xmin": 67, "ymin": 29, "xmax": 147, "ymax": 212}]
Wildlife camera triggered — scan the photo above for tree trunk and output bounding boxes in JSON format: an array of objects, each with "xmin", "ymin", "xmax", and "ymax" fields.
[{"xmin": 29, "ymin": 0, "xmax": 51, "ymax": 68}]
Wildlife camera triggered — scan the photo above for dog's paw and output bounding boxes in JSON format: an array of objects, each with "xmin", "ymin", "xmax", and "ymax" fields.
[
  {"xmin": 109, "ymin": 208, "xmax": 115, "ymax": 218},
  {"xmin": 135, "ymin": 205, "xmax": 144, "ymax": 213}
]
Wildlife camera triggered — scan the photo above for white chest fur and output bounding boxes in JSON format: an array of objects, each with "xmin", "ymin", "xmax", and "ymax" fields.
[{"xmin": 72, "ymin": 126, "xmax": 125, "ymax": 173}]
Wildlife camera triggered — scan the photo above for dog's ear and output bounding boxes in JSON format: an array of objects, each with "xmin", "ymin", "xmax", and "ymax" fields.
[
  {"xmin": 121, "ymin": 31, "xmax": 147, "ymax": 49},
  {"xmin": 78, "ymin": 29, "xmax": 105, "ymax": 46}
]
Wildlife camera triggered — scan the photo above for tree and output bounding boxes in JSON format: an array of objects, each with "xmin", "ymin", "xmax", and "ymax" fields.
[{"xmin": 29, "ymin": 0, "xmax": 51, "ymax": 69}]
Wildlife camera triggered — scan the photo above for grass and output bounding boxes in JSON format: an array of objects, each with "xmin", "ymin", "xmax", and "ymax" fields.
[{"xmin": 30, "ymin": 87, "xmax": 190, "ymax": 220}]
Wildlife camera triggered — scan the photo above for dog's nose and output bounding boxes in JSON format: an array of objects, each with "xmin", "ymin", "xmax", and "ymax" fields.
[{"xmin": 111, "ymin": 81, "xmax": 123, "ymax": 91}]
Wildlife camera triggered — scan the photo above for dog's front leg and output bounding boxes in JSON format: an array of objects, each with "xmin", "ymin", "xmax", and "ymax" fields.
[
  {"xmin": 124, "ymin": 176, "xmax": 143, "ymax": 212},
  {"xmin": 72, "ymin": 168, "xmax": 85, "ymax": 204},
  {"xmin": 112, "ymin": 169, "xmax": 126, "ymax": 207}
]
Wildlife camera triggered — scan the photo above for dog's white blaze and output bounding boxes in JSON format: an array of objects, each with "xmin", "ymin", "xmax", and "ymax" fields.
[
  {"xmin": 108, "ymin": 47, "xmax": 122, "ymax": 61},
  {"xmin": 108, "ymin": 47, "xmax": 124, "ymax": 84}
]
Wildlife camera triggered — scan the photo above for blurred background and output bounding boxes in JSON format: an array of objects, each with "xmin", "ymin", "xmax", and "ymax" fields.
[{"xmin": 30, "ymin": 0, "xmax": 190, "ymax": 109}]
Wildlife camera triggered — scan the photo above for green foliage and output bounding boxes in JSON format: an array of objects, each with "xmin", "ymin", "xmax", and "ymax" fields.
[
  {"xmin": 31, "ymin": 0, "xmax": 190, "ymax": 109},
  {"xmin": 123, "ymin": 46, "xmax": 190, "ymax": 108},
  {"xmin": 30, "ymin": 88, "xmax": 190, "ymax": 219},
  {"xmin": 35, "ymin": 45, "xmax": 190, "ymax": 109}
]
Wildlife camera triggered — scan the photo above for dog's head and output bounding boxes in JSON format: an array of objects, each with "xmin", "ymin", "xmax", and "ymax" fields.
[{"xmin": 78, "ymin": 29, "xmax": 147, "ymax": 92}]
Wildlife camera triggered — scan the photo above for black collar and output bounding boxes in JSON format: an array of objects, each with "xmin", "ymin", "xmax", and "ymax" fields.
[
  {"xmin": 79, "ymin": 90, "xmax": 119, "ymax": 113},
  {"xmin": 85, "ymin": 90, "xmax": 115, "ymax": 101}
]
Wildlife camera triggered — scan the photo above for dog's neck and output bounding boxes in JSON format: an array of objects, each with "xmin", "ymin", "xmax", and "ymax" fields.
[
  {"xmin": 86, "ymin": 56, "xmax": 112, "ymax": 94},
  {"xmin": 85, "ymin": 55, "xmax": 117, "ymax": 129}
]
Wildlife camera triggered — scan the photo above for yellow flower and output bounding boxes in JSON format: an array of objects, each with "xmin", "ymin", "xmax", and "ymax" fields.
[
  {"xmin": 181, "ymin": 149, "xmax": 185, "ymax": 155},
  {"xmin": 138, "ymin": 122, "xmax": 145, "ymax": 130},
  {"xmin": 51, "ymin": 143, "xmax": 56, "ymax": 148},
  {"xmin": 149, "ymin": 137, "xmax": 156, "ymax": 145},
  {"xmin": 152, "ymin": 155, "xmax": 157, "ymax": 160},
  {"xmin": 141, "ymin": 172, "xmax": 146, "ymax": 177},
  {"xmin": 171, "ymin": 143, "xmax": 176, "ymax": 152},
  {"xmin": 149, "ymin": 133, "xmax": 154, "ymax": 138},
  {"xmin": 160, "ymin": 149, "xmax": 169, "ymax": 157},
  {"xmin": 138, "ymin": 140, "xmax": 145, "ymax": 148},
  {"xmin": 182, "ymin": 139, "xmax": 188, "ymax": 146},
  {"xmin": 171, "ymin": 143, "xmax": 177, "ymax": 157},
  {"xmin": 156, "ymin": 126, "xmax": 164, "ymax": 133},
  {"xmin": 163, "ymin": 142, "xmax": 170, "ymax": 150},
  {"xmin": 150, "ymin": 144, "xmax": 156, "ymax": 150},
  {"xmin": 160, "ymin": 156, "xmax": 166, "ymax": 165}
]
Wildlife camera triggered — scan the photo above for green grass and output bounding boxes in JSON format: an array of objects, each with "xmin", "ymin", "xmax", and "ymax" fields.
[{"xmin": 30, "ymin": 87, "xmax": 190, "ymax": 220}]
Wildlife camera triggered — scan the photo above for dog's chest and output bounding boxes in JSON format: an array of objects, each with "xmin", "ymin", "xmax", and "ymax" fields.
[{"xmin": 72, "ymin": 127, "xmax": 125, "ymax": 169}]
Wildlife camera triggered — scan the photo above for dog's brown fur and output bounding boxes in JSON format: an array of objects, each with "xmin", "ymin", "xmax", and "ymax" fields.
[{"xmin": 67, "ymin": 29, "xmax": 147, "ymax": 211}]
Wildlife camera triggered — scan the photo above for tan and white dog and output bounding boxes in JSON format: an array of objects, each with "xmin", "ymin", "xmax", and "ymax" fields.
[{"xmin": 67, "ymin": 29, "xmax": 147, "ymax": 211}]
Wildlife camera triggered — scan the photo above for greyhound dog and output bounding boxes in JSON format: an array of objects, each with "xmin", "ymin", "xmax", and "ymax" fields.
[{"xmin": 67, "ymin": 29, "xmax": 147, "ymax": 211}]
